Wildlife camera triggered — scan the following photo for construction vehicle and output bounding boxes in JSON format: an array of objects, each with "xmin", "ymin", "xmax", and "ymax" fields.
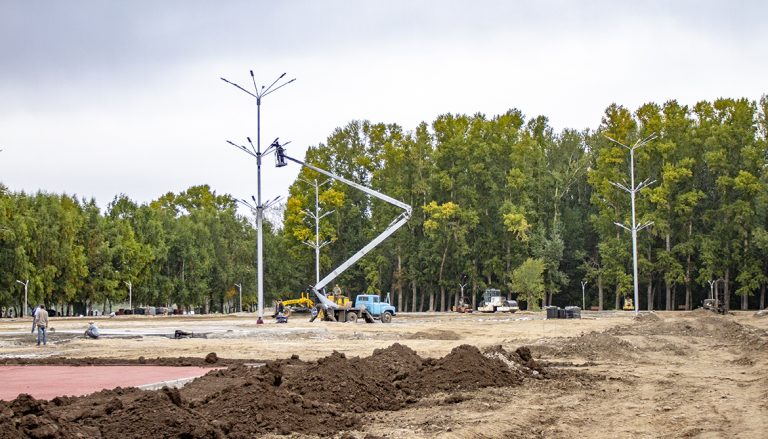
[
  {"xmin": 279, "ymin": 292, "xmax": 315, "ymax": 316},
  {"xmin": 452, "ymin": 296, "xmax": 473, "ymax": 313},
  {"xmin": 452, "ymin": 276, "xmax": 472, "ymax": 312},
  {"xmin": 314, "ymin": 294, "xmax": 396, "ymax": 323},
  {"xmin": 477, "ymin": 288, "xmax": 519, "ymax": 313},
  {"xmin": 623, "ymin": 297, "xmax": 635, "ymax": 311},
  {"xmin": 275, "ymin": 141, "xmax": 411, "ymax": 323}
]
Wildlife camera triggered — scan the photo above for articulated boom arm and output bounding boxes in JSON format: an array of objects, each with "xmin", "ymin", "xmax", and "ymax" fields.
[{"xmin": 277, "ymin": 147, "xmax": 412, "ymax": 309}]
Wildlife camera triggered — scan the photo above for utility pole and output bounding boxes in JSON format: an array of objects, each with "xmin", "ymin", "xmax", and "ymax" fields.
[
  {"xmin": 607, "ymin": 133, "xmax": 656, "ymax": 314},
  {"xmin": 222, "ymin": 71, "xmax": 295, "ymax": 324},
  {"xmin": 16, "ymin": 279, "xmax": 29, "ymax": 317},
  {"xmin": 235, "ymin": 283, "xmax": 242, "ymax": 313},
  {"xmin": 581, "ymin": 280, "xmax": 588, "ymax": 311},
  {"xmin": 299, "ymin": 178, "xmax": 334, "ymax": 284}
]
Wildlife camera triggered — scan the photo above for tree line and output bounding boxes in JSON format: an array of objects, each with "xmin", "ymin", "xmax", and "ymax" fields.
[
  {"xmin": 1, "ymin": 96, "xmax": 767, "ymax": 315},
  {"xmin": 0, "ymin": 185, "xmax": 281, "ymax": 316}
]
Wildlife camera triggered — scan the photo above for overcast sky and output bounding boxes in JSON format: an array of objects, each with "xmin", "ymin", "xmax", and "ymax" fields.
[{"xmin": 1, "ymin": 0, "xmax": 766, "ymax": 212}]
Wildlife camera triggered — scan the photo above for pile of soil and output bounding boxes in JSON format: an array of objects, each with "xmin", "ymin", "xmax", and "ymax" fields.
[
  {"xmin": 533, "ymin": 332, "xmax": 638, "ymax": 361},
  {"xmin": 404, "ymin": 330, "xmax": 462, "ymax": 340},
  {"xmin": 632, "ymin": 312, "xmax": 662, "ymax": 322},
  {"xmin": 610, "ymin": 315, "xmax": 768, "ymax": 350},
  {"xmin": 0, "ymin": 344, "xmax": 552, "ymax": 438},
  {"xmin": 398, "ymin": 345, "xmax": 524, "ymax": 396}
]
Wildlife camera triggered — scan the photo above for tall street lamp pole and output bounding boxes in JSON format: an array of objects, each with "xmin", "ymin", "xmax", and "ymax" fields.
[
  {"xmin": 299, "ymin": 178, "xmax": 334, "ymax": 284},
  {"xmin": 607, "ymin": 133, "xmax": 656, "ymax": 315},
  {"xmin": 235, "ymin": 195, "xmax": 281, "ymax": 322},
  {"xmin": 235, "ymin": 283, "xmax": 242, "ymax": 313},
  {"xmin": 222, "ymin": 71, "xmax": 295, "ymax": 324},
  {"xmin": 16, "ymin": 279, "xmax": 29, "ymax": 317},
  {"xmin": 581, "ymin": 280, "xmax": 588, "ymax": 311}
]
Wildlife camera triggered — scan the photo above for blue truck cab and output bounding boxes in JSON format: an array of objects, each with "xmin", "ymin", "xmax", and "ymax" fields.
[{"xmin": 354, "ymin": 294, "xmax": 396, "ymax": 323}]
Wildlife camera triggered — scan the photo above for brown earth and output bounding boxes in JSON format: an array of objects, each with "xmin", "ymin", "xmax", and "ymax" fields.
[{"xmin": 0, "ymin": 310, "xmax": 767, "ymax": 438}]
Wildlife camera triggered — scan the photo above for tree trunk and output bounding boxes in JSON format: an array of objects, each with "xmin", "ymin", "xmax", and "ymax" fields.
[
  {"xmin": 597, "ymin": 274, "xmax": 604, "ymax": 311},
  {"xmin": 438, "ymin": 244, "xmax": 448, "ymax": 312},
  {"xmin": 760, "ymin": 283, "xmax": 765, "ymax": 310},
  {"xmin": 615, "ymin": 284, "xmax": 621, "ymax": 310},
  {"xmin": 411, "ymin": 281, "xmax": 418, "ymax": 313},
  {"xmin": 429, "ymin": 289, "xmax": 435, "ymax": 312},
  {"xmin": 439, "ymin": 285, "xmax": 446, "ymax": 312},
  {"xmin": 685, "ymin": 222, "xmax": 693, "ymax": 311},
  {"xmin": 471, "ymin": 282, "xmax": 478, "ymax": 310},
  {"xmin": 724, "ymin": 268, "xmax": 730, "ymax": 312},
  {"xmin": 647, "ymin": 277, "xmax": 653, "ymax": 311},
  {"xmin": 665, "ymin": 233, "xmax": 672, "ymax": 310},
  {"xmin": 742, "ymin": 239, "xmax": 749, "ymax": 310}
]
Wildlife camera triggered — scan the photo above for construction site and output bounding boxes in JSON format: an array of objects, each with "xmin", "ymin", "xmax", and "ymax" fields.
[{"xmin": 0, "ymin": 308, "xmax": 767, "ymax": 438}]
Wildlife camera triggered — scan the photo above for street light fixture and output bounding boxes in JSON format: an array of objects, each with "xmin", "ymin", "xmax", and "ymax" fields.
[
  {"xmin": 581, "ymin": 280, "xmax": 588, "ymax": 311},
  {"xmin": 606, "ymin": 133, "xmax": 656, "ymax": 314},
  {"xmin": 16, "ymin": 279, "xmax": 29, "ymax": 317},
  {"xmin": 222, "ymin": 70, "xmax": 295, "ymax": 325},
  {"xmin": 298, "ymin": 177, "xmax": 334, "ymax": 285},
  {"xmin": 234, "ymin": 283, "xmax": 242, "ymax": 313}
]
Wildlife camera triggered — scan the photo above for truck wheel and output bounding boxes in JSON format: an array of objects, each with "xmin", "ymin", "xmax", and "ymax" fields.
[
  {"xmin": 346, "ymin": 312, "xmax": 358, "ymax": 323},
  {"xmin": 381, "ymin": 312, "xmax": 392, "ymax": 323}
]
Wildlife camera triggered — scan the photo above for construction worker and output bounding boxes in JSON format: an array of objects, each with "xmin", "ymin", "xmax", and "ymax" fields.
[
  {"xmin": 309, "ymin": 305, "xmax": 320, "ymax": 322},
  {"xmin": 33, "ymin": 304, "xmax": 49, "ymax": 346},
  {"xmin": 85, "ymin": 321, "xmax": 100, "ymax": 339}
]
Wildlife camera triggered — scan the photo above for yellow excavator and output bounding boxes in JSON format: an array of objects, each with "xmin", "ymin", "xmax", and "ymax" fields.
[{"xmin": 622, "ymin": 297, "xmax": 635, "ymax": 311}]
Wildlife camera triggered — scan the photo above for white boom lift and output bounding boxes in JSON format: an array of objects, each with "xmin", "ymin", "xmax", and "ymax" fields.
[{"xmin": 274, "ymin": 140, "xmax": 412, "ymax": 310}]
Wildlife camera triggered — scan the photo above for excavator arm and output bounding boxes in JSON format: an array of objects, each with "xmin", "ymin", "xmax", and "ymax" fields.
[{"xmin": 276, "ymin": 143, "xmax": 412, "ymax": 309}]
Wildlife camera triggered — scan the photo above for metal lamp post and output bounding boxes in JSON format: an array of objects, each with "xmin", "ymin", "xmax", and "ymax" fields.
[
  {"xmin": 298, "ymin": 177, "xmax": 334, "ymax": 285},
  {"xmin": 235, "ymin": 283, "xmax": 242, "ymax": 313},
  {"xmin": 124, "ymin": 281, "xmax": 132, "ymax": 312},
  {"xmin": 16, "ymin": 279, "xmax": 29, "ymax": 317},
  {"xmin": 607, "ymin": 133, "xmax": 656, "ymax": 314},
  {"xmin": 222, "ymin": 71, "xmax": 295, "ymax": 324},
  {"xmin": 581, "ymin": 280, "xmax": 588, "ymax": 311},
  {"xmin": 235, "ymin": 195, "xmax": 282, "ymax": 322}
]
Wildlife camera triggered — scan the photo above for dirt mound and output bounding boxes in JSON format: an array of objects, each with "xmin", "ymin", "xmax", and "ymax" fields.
[
  {"xmin": 285, "ymin": 343, "xmax": 423, "ymax": 411},
  {"xmin": 534, "ymin": 332, "xmax": 637, "ymax": 361},
  {"xmin": 0, "ymin": 343, "xmax": 568, "ymax": 438},
  {"xmin": 611, "ymin": 315, "xmax": 768, "ymax": 350},
  {"xmin": 754, "ymin": 309, "xmax": 768, "ymax": 318},
  {"xmin": 400, "ymin": 345, "xmax": 524, "ymax": 396},
  {"xmin": 405, "ymin": 330, "xmax": 461, "ymax": 340},
  {"xmin": 1, "ymin": 388, "xmax": 221, "ymax": 439},
  {"xmin": 633, "ymin": 312, "xmax": 661, "ymax": 322}
]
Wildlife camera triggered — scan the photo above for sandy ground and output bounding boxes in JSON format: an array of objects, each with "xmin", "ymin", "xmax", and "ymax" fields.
[{"xmin": 2, "ymin": 310, "xmax": 767, "ymax": 438}]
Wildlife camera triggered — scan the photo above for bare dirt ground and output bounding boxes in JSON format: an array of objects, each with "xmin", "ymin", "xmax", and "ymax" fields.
[{"xmin": 1, "ymin": 309, "xmax": 767, "ymax": 438}]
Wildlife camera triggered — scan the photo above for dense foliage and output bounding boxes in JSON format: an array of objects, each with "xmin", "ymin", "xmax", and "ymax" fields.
[{"xmin": 1, "ymin": 97, "xmax": 767, "ymax": 315}]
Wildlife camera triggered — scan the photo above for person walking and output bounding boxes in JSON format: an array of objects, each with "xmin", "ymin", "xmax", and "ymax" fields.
[{"xmin": 33, "ymin": 304, "xmax": 49, "ymax": 346}]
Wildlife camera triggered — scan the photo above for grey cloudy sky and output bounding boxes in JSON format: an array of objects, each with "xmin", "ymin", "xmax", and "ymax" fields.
[{"xmin": 1, "ymin": 0, "xmax": 766, "ymax": 211}]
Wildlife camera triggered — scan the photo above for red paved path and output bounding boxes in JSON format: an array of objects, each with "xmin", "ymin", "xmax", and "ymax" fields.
[{"xmin": 0, "ymin": 365, "xmax": 215, "ymax": 401}]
